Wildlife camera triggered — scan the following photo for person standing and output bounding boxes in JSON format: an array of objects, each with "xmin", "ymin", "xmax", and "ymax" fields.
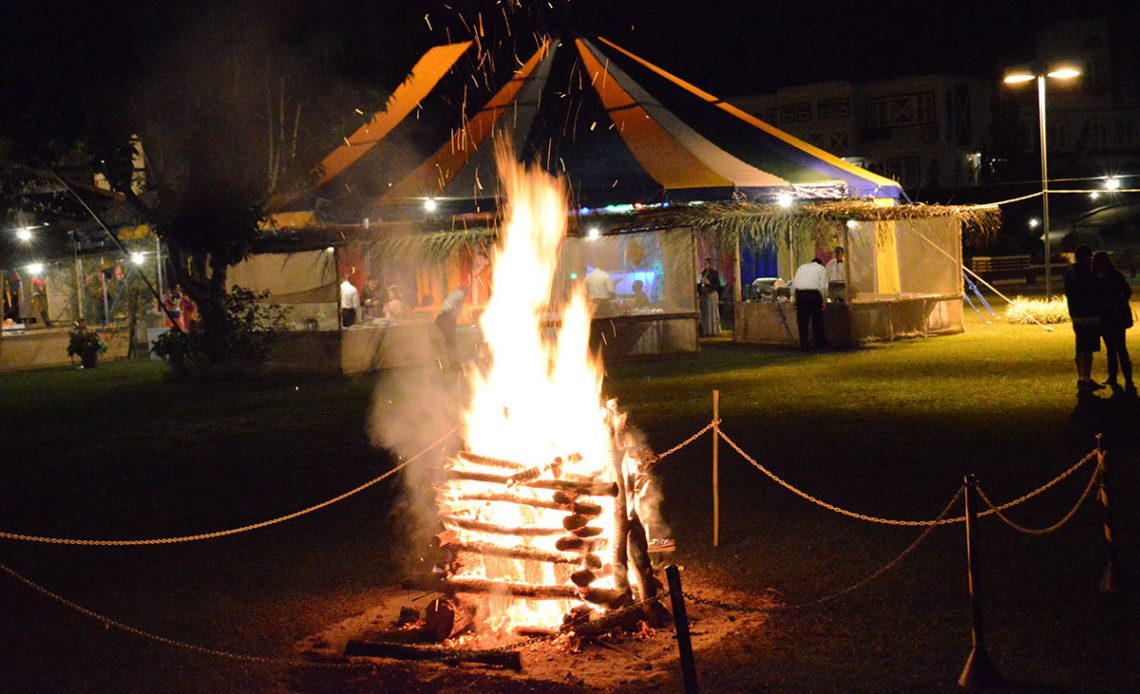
[
  {"xmin": 699, "ymin": 257, "xmax": 722, "ymax": 336},
  {"xmin": 339, "ymin": 276, "xmax": 360, "ymax": 328},
  {"xmin": 1093, "ymin": 251, "xmax": 1134, "ymax": 393},
  {"xmin": 826, "ymin": 246, "xmax": 845, "ymax": 284},
  {"xmin": 1063, "ymin": 245, "xmax": 1103, "ymax": 394},
  {"xmin": 792, "ymin": 258, "xmax": 829, "ymax": 350},
  {"xmin": 435, "ymin": 286, "xmax": 469, "ymax": 366}
]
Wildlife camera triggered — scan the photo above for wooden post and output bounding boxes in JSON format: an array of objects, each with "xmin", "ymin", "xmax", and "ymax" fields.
[
  {"xmin": 958, "ymin": 474, "xmax": 1002, "ymax": 689},
  {"xmin": 712, "ymin": 390, "xmax": 720, "ymax": 548},
  {"xmin": 665, "ymin": 565, "xmax": 699, "ymax": 694},
  {"xmin": 1095, "ymin": 434, "xmax": 1129, "ymax": 594}
]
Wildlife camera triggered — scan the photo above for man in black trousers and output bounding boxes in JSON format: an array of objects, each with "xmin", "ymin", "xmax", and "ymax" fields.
[{"xmin": 792, "ymin": 258, "xmax": 829, "ymax": 350}]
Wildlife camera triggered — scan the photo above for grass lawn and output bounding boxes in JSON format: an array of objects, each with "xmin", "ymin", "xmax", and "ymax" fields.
[{"xmin": 1, "ymin": 311, "xmax": 1138, "ymax": 693}]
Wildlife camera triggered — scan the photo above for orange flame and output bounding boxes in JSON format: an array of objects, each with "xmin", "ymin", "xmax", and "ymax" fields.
[{"xmin": 439, "ymin": 147, "xmax": 616, "ymax": 632}]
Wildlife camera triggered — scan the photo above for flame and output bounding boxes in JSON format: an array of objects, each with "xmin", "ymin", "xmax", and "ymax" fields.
[{"xmin": 438, "ymin": 147, "xmax": 616, "ymax": 632}]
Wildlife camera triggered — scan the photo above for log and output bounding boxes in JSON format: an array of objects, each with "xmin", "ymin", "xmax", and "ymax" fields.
[
  {"xmin": 572, "ymin": 525, "xmax": 604, "ymax": 538},
  {"xmin": 561, "ymin": 604, "xmax": 647, "ymax": 639},
  {"xmin": 443, "ymin": 470, "xmax": 617, "ymax": 497},
  {"xmin": 582, "ymin": 554, "xmax": 603, "ymax": 570},
  {"xmin": 439, "ymin": 514, "xmax": 564, "ymax": 536},
  {"xmin": 446, "ymin": 492, "xmax": 602, "ymax": 517},
  {"xmin": 570, "ymin": 564, "xmax": 612, "ymax": 587},
  {"xmin": 424, "ymin": 597, "xmax": 477, "ymax": 641},
  {"xmin": 456, "ymin": 451, "xmax": 525, "ymax": 470},
  {"xmin": 406, "ymin": 575, "xmax": 624, "ymax": 606},
  {"xmin": 431, "ymin": 530, "xmax": 459, "ymax": 549},
  {"xmin": 563, "ymin": 514, "xmax": 589, "ymax": 530},
  {"xmin": 344, "ymin": 640, "xmax": 522, "ymax": 670},
  {"xmin": 444, "ymin": 540, "xmax": 582, "ymax": 565},
  {"xmin": 556, "ymin": 536, "xmax": 609, "ymax": 553}
]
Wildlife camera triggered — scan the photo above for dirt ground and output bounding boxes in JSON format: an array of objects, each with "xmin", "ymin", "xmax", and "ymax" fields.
[{"xmin": 286, "ymin": 581, "xmax": 771, "ymax": 693}]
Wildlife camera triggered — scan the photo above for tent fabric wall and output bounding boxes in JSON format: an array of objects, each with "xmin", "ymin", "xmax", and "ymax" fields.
[
  {"xmin": 228, "ymin": 250, "xmax": 337, "ymax": 303},
  {"xmin": 229, "ymin": 249, "xmax": 338, "ymax": 331}
]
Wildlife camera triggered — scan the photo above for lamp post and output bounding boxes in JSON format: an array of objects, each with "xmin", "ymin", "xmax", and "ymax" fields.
[{"xmin": 1003, "ymin": 64, "xmax": 1081, "ymax": 297}]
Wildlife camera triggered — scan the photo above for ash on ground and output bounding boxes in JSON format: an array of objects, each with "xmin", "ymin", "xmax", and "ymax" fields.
[{"xmin": 288, "ymin": 580, "xmax": 773, "ymax": 693}]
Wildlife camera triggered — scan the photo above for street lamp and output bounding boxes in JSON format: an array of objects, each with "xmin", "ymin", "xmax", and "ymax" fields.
[{"xmin": 1003, "ymin": 63, "xmax": 1081, "ymax": 296}]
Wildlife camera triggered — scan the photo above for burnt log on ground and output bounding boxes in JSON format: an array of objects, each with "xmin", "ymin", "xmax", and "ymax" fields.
[
  {"xmin": 405, "ymin": 575, "xmax": 624, "ymax": 606},
  {"xmin": 424, "ymin": 597, "xmax": 477, "ymax": 641},
  {"xmin": 445, "ymin": 492, "xmax": 602, "ymax": 517},
  {"xmin": 561, "ymin": 603, "xmax": 655, "ymax": 639},
  {"xmin": 444, "ymin": 540, "xmax": 582, "ymax": 565},
  {"xmin": 442, "ymin": 470, "xmax": 617, "ymax": 497},
  {"xmin": 439, "ymin": 515, "xmax": 564, "ymax": 536},
  {"xmin": 343, "ymin": 640, "xmax": 522, "ymax": 671}
]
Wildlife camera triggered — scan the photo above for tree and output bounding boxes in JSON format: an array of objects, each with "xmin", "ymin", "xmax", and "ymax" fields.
[{"xmin": 1, "ymin": 0, "xmax": 424, "ymax": 366}]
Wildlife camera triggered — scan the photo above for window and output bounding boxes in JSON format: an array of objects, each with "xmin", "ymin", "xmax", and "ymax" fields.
[
  {"xmin": 865, "ymin": 92, "xmax": 936, "ymax": 128},
  {"xmin": 795, "ymin": 102, "xmax": 811, "ymax": 122},
  {"xmin": 779, "ymin": 105, "xmax": 797, "ymax": 124},
  {"xmin": 816, "ymin": 97, "xmax": 850, "ymax": 120}
]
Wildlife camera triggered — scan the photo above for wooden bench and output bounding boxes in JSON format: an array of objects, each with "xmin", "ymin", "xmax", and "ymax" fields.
[{"xmin": 969, "ymin": 255, "xmax": 1031, "ymax": 285}]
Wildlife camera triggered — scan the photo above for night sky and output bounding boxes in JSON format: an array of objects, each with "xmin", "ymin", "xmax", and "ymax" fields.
[{"xmin": 569, "ymin": 0, "xmax": 1132, "ymax": 95}]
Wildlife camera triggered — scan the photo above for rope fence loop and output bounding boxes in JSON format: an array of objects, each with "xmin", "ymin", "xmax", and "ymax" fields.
[
  {"xmin": 0, "ymin": 555, "xmax": 671, "ymax": 668},
  {"xmin": 975, "ymin": 463, "xmax": 1102, "ymax": 536},
  {"xmin": 0, "ymin": 427, "xmax": 458, "ymax": 547},
  {"xmin": 683, "ymin": 485, "xmax": 965, "ymax": 615},
  {"xmin": 718, "ymin": 426, "xmax": 1101, "ymax": 529},
  {"xmin": 976, "ymin": 450, "xmax": 1098, "ymax": 519},
  {"xmin": 653, "ymin": 419, "xmax": 719, "ymax": 463},
  {"xmin": 717, "ymin": 427, "xmax": 966, "ymax": 527}
]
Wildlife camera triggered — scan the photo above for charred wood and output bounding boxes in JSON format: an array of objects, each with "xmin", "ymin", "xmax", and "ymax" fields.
[
  {"xmin": 456, "ymin": 451, "xmax": 525, "ymax": 470},
  {"xmin": 555, "ymin": 536, "xmax": 609, "ymax": 553},
  {"xmin": 443, "ymin": 470, "xmax": 617, "ymax": 497},
  {"xmin": 444, "ymin": 540, "xmax": 581, "ymax": 565},
  {"xmin": 406, "ymin": 575, "xmax": 624, "ymax": 606},
  {"xmin": 445, "ymin": 492, "xmax": 602, "ymax": 517},
  {"xmin": 424, "ymin": 597, "xmax": 477, "ymax": 641},
  {"xmin": 343, "ymin": 640, "xmax": 522, "ymax": 670},
  {"xmin": 439, "ymin": 514, "xmax": 564, "ymax": 536}
]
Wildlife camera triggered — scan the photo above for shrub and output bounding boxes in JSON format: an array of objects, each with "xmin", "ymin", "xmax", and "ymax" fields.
[
  {"xmin": 152, "ymin": 286, "xmax": 290, "ymax": 380},
  {"xmin": 1005, "ymin": 296, "xmax": 1070, "ymax": 324}
]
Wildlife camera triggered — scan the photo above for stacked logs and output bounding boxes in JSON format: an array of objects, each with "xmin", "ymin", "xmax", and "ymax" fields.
[
  {"xmin": 432, "ymin": 448, "xmax": 621, "ymax": 623},
  {"xmin": 425, "ymin": 399, "xmax": 665, "ymax": 636}
]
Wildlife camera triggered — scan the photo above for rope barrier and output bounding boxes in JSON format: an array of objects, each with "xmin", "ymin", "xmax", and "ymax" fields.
[
  {"xmin": 683, "ymin": 486, "xmax": 965, "ymax": 614},
  {"xmin": 0, "ymin": 427, "xmax": 458, "ymax": 547},
  {"xmin": 718, "ymin": 426, "xmax": 1099, "ymax": 528},
  {"xmin": 654, "ymin": 419, "xmax": 719, "ymax": 463},
  {"xmin": 0, "ymin": 559, "xmax": 362, "ymax": 668},
  {"xmin": 0, "ymin": 553, "xmax": 670, "ymax": 667},
  {"xmin": 976, "ymin": 464, "xmax": 1101, "ymax": 536}
]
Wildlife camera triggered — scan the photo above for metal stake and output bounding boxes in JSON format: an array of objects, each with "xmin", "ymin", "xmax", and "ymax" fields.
[
  {"xmin": 665, "ymin": 564, "xmax": 699, "ymax": 694},
  {"xmin": 958, "ymin": 474, "xmax": 1002, "ymax": 689},
  {"xmin": 712, "ymin": 390, "xmax": 720, "ymax": 548},
  {"xmin": 1096, "ymin": 434, "xmax": 1129, "ymax": 594}
]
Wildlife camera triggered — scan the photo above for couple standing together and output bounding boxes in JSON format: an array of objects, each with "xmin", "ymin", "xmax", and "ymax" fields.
[{"xmin": 1063, "ymin": 244, "xmax": 1134, "ymax": 395}]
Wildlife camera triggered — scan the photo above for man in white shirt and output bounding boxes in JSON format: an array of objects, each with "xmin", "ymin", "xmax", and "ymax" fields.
[
  {"xmin": 825, "ymin": 246, "xmax": 845, "ymax": 284},
  {"xmin": 584, "ymin": 266, "xmax": 616, "ymax": 315},
  {"xmin": 791, "ymin": 258, "xmax": 829, "ymax": 350},
  {"xmin": 339, "ymin": 277, "xmax": 360, "ymax": 328}
]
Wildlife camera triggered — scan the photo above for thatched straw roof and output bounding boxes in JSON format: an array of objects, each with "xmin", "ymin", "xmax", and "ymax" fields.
[
  {"xmin": 591, "ymin": 200, "xmax": 1001, "ymax": 248},
  {"xmin": 259, "ymin": 200, "xmax": 999, "ymax": 262}
]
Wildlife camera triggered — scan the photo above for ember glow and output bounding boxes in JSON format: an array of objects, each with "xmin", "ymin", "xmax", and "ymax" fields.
[{"xmin": 435, "ymin": 149, "xmax": 620, "ymax": 632}]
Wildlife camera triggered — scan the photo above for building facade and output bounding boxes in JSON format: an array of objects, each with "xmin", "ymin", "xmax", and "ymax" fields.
[{"xmin": 730, "ymin": 75, "xmax": 991, "ymax": 192}]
